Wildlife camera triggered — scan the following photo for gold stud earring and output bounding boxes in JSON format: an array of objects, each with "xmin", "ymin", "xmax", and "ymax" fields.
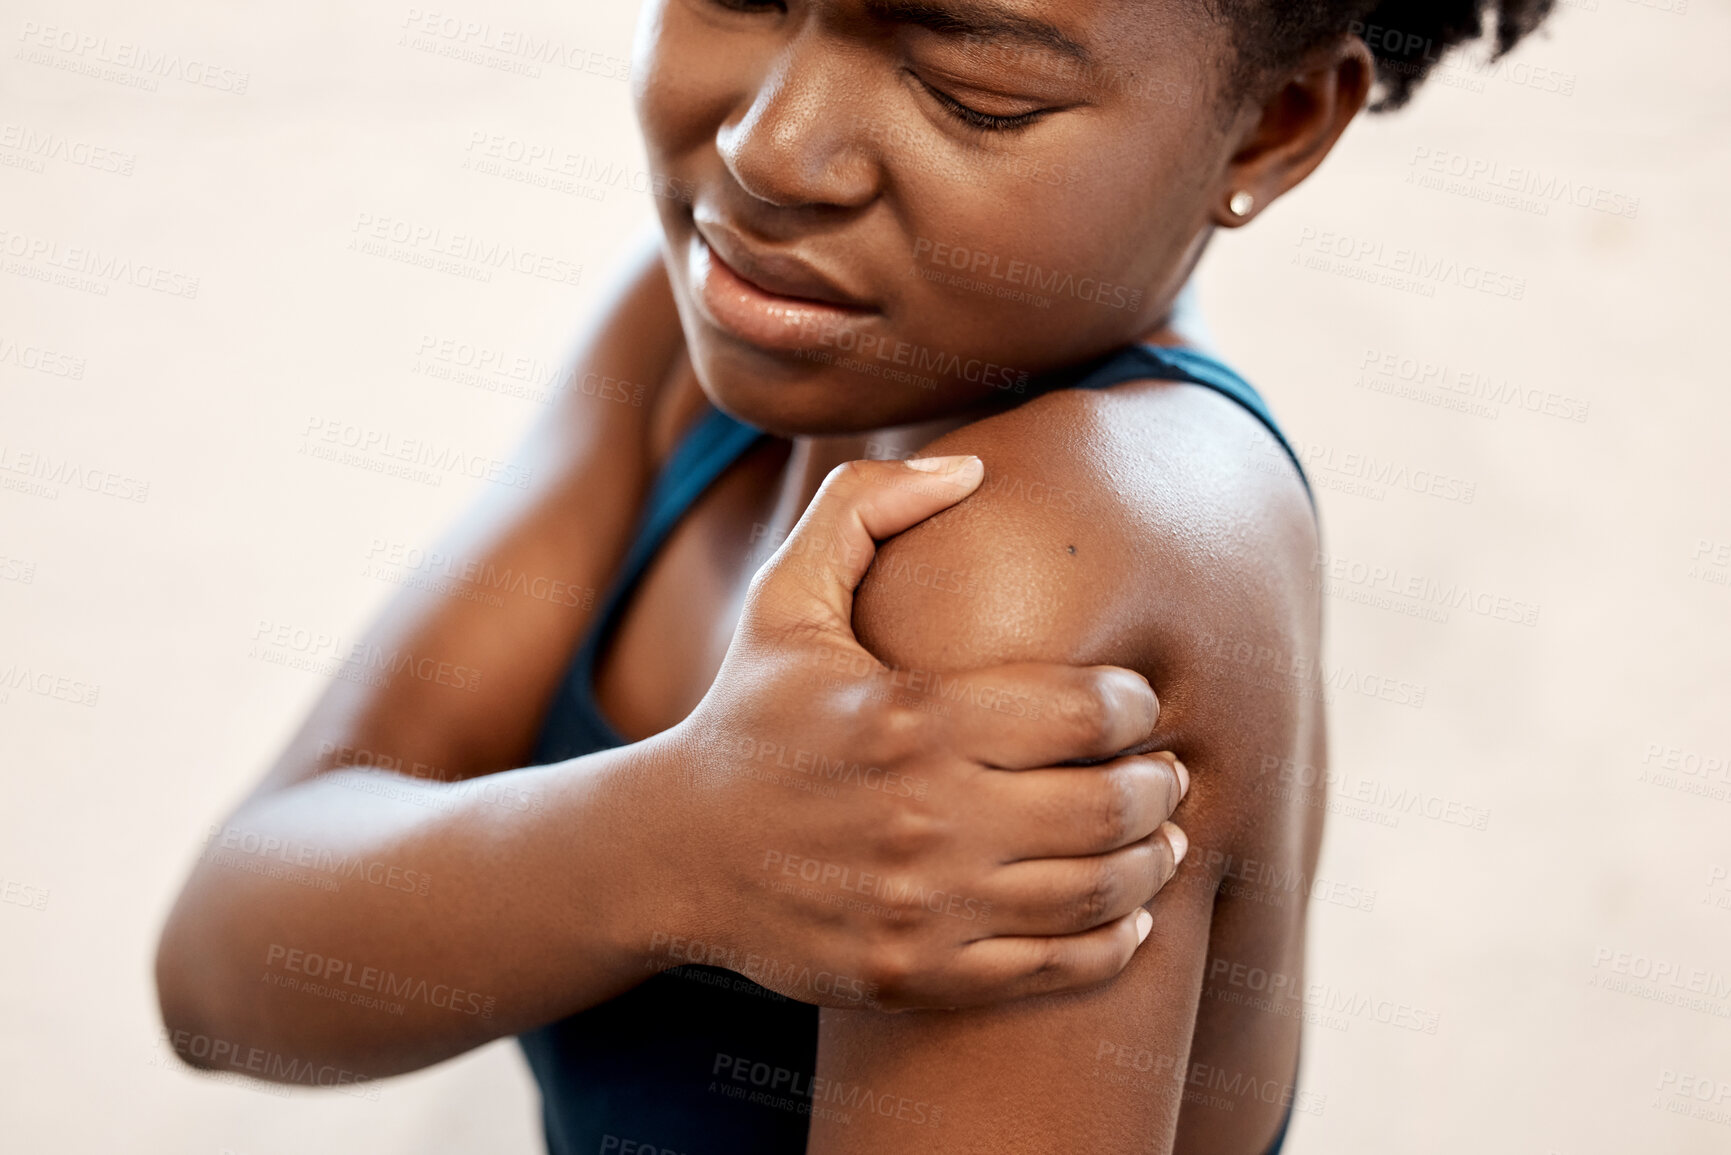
[{"xmin": 1228, "ymin": 191, "xmax": 1256, "ymax": 217}]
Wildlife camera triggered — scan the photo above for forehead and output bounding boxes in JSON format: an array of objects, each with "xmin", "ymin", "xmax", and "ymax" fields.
[{"xmin": 842, "ymin": 0, "xmax": 1213, "ymax": 65}]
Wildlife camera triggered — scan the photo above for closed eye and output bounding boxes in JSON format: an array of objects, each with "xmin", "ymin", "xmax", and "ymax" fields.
[{"xmin": 911, "ymin": 72, "xmax": 1049, "ymax": 134}]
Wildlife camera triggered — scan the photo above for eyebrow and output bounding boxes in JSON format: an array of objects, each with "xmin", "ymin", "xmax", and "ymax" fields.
[{"xmin": 862, "ymin": 0, "xmax": 1095, "ymax": 66}]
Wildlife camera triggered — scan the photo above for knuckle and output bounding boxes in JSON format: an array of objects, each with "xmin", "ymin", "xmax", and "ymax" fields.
[
  {"xmin": 1091, "ymin": 769, "xmax": 1136, "ymax": 847},
  {"xmin": 1069, "ymin": 862, "xmax": 1121, "ymax": 929},
  {"xmin": 1022, "ymin": 936, "xmax": 1070, "ymax": 988},
  {"xmin": 1143, "ymin": 851, "xmax": 1171, "ymax": 902},
  {"xmin": 1060, "ymin": 673, "xmax": 1114, "ymax": 741},
  {"xmin": 857, "ymin": 699, "xmax": 930, "ymax": 768},
  {"xmin": 874, "ymin": 807, "xmax": 941, "ymax": 864},
  {"xmin": 830, "ymin": 458, "xmax": 871, "ymax": 493},
  {"xmin": 862, "ymin": 942, "xmax": 919, "ymax": 1003}
]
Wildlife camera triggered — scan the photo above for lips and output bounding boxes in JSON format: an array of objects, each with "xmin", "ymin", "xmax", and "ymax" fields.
[
  {"xmin": 687, "ymin": 220, "xmax": 879, "ymax": 354},
  {"xmin": 695, "ymin": 220, "xmax": 873, "ymax": 309}
]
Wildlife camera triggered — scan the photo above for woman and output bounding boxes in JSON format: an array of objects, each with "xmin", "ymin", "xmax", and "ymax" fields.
[{"xmin": 157, "ymin": 1, "xmax": 1553, "ymax": 1151}]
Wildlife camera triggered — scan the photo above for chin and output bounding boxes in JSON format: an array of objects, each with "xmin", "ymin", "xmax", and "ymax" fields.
[{"xmin": 689, "ymin": 335, "xmax": 965, "ymax": 439}]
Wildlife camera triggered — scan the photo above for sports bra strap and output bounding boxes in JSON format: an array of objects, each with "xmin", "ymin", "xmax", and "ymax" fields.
[{"xmin": 1042, "ymin": 343, "xmax": 1312, "ymax": 504}]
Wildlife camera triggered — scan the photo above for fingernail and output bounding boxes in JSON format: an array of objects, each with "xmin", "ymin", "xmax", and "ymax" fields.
[
  {"xmin": 1167, "ymin": 824, "xmax": 1189, "ymax": 865},
  {"xmin": 1174, "ymin": 759, "xmax": 1189, "ymax": 799},
  {"xmin": 906, "ymin": 453, "xmax": 979, "ymax": 474},
  {"xmin": 1135, "ymin": 908, "xmax": 1153, "ymax": 945}
]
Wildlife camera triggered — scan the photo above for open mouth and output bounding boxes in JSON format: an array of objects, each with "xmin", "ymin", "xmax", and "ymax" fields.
[{"xmin": 688, "ymin": 226, "xmax": 878, "ymax": 354}]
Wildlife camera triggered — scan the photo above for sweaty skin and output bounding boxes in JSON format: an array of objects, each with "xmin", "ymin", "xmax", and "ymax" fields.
[
  {"xmin": 613, "ymin": 0, "xmax": 1367, "ymax": 1149},
  {"xmin": 157, "ymin": 0, "xmax": 1374, "ymax": 1150},
  {"xmin": 592, "ymin": 297, "xmax": 1322, "ymax": 1155}
]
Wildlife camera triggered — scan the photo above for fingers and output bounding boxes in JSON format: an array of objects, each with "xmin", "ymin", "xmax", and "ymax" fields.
[
  {"xmin": 981, "ymin": 823, "xmax": 1187, "ymax": 937},
  {"xmin": 944, "ymin": 663, "xmax": 1160, "ymax": 769},
  {"xmin": 986, "ymin": 752, "xmax": 1188, "ymax": 860},
  {"xmin": 753, "ymin": 455, "xmax": 985, "ymax": 628},
  {"xmin": 911, "ymin": 906, "xmax": 1160, "ymax": 1009}
]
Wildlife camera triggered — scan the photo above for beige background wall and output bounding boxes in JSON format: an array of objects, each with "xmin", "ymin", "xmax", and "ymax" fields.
[{"xmin": 2, "ymin": 1, "xmax": 1726, "ymax": 1152}]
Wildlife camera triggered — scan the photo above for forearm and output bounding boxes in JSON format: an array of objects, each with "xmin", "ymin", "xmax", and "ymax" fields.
[{"xmin": 155, "ymin": 731, "xmax": 693, "ymax": 1079}]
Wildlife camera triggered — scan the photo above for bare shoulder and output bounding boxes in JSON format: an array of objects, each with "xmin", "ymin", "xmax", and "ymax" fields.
[
  {"xmin": 826, "ymin": 379, "xmax": 1324, "ymax": 1155},
  {"xmin": 854, "ymin": 378, "xmax": 1320, "ymax": 764}
]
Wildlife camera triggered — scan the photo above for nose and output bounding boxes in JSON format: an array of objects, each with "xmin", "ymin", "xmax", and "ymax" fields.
[{"xmin": 716, "ymin": 40, "xmax": 881, "ymax": 211}]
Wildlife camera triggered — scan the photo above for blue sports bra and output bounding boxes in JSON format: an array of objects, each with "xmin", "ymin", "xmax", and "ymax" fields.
[{"xmin": 521, "ymin": 342, "xmax": 1307, "ymax": 1155}]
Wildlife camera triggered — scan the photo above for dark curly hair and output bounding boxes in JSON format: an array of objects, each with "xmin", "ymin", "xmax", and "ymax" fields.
[{"xmin": 1220, "ymin": 0, "xmax": 1558, "ymax": 111}]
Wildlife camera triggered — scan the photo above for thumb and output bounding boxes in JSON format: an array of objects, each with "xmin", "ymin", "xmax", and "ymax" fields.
[{"xmin": 751, "ymin": 454, "xmax": 985, "ymax": 632}]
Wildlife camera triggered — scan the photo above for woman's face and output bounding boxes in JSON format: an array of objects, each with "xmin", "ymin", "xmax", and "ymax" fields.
[{"xmin": 634, "ymin": 0, "xmax": 1239, "ymax": 436}]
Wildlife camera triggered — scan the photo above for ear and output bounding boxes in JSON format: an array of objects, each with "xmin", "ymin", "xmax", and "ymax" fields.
[{"xmin": 1211, "ymin": 37, "xmax": 1375, "ymax": 227}]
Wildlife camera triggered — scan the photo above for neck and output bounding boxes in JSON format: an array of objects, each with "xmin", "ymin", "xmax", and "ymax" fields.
[{"xmin": 776, "ymin": 313, "xmax": 1188, "ymax": 518}]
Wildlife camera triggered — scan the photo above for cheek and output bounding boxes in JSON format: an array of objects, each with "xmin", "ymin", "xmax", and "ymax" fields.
[
  {"xmin": 632, "ymin": 4, "xmax": 748, "ymax": 162},
  {"xmin": 899, "ymin": 146, "xmax": 1191, "ymax": 348}
]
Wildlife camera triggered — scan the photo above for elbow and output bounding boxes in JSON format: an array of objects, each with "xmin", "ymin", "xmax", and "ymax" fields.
[
  {"xmin": 153, "ymin": 879, "xmax": 260, "ymax": 1073},
  {"xmin": 153, "ymin": 907, "xmax": 222, "ymax": 1071}
]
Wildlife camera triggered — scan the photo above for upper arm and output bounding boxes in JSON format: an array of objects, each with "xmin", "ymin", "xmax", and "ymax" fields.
[
  {"xmin": 813, "ymin": 381, "xmax": 1320, "ymax": 1154},
  {"xmin": 248, "ymin": 235, "xmax": 688, "ymax": 801}
]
